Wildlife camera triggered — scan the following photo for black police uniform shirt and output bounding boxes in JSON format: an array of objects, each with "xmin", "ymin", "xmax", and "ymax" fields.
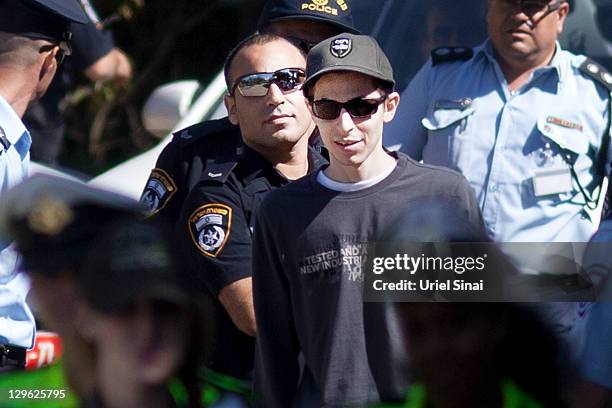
[
  {"xmin": 177, "ymin": 139, "xmax": 326, "ymax": 379},
  {"xmin": 141, "ymin": 118, "xmax": 241, "ymax": 225},
  {"xmin": 252, "ymin": 153, "xmax": 484, "ymax": 407},
  {"xmin": 140, "ymin": 117, "xmax": 327, "ymax": 224}
]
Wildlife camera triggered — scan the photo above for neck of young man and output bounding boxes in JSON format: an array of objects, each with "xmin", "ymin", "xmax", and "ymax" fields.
[
  {"xmin": 325, "ymin": 144, "xmax": 397, "ymax": 184},
  {"xmin": 495, "ymin": 46, "xmax": 557, "ymax": 92}
]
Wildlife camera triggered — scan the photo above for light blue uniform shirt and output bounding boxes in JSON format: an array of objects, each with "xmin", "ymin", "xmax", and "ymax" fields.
[
  {"xmin": 385, "ymin": 40, "xmax": 612, "ymax": 243},
  {"xmin": 0, "ymin": 95, "xmax": 35, "ymax": 348}
]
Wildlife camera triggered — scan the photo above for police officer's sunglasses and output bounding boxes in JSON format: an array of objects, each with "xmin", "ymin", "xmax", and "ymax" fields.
[
  {"xmin": 230, "ymin": 68, "xmax": 306, "ymax": 97},
  {"xmin": 309, "ymin": 95, "xmax": 388, "ymax": 120},
  {"xmin": 38, "ymin": 39, "xmax": 72, "ymax": 66}
]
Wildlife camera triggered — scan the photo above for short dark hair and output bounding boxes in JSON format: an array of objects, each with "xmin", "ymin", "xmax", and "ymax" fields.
[{"xmin": 223, "ymin": 33, "xmax": 305, "ymax": 92}]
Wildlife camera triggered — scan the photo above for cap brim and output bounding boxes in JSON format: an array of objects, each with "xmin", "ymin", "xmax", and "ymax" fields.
[
  {"xmin": 30, "ymin": 0, "xmax": 89, "ymax": 24},
  {"xmin": 266, "ymin": 15, "xmax": 360, "ymax": 34},
  {"xmin": 304, "ymin": 65, "xmax": 395, "ymax": 95}
]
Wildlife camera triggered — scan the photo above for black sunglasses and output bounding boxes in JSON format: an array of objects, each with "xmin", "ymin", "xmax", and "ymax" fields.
[
  {"xmin": 230, "ymin": 68, "xmax": 306, "ymax": 97},
  {"xmin": 310, "ymin": 95, "xmax": 388, "ymax": 120},
  {"xmin": 39, "ymin": 39, "xmax": 72, "ymax": 66}
]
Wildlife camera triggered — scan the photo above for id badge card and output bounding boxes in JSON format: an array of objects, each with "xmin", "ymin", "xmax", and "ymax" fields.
[{"xmin": 533, "ymin": 166, "xmax": 573, "ymax": 197}]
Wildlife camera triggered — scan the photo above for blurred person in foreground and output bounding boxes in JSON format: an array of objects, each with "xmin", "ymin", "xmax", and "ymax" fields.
[
  {"xmin": 378, "ymin": 302, "xmax": 567, "ymax": 408},
  {"xmin": 0, "ymin": 175, "xmax": 213, "ymax": 408},
  {"xmin": 140, "ymin": 0, "xmax": 359, "ymax": 399},
  {"xmin": 252, "ymin": 33, "xmax": 483, "ymax": 407},
  {"xmin": 0, "ymin": 0, "xmax": 87, "ymax": 368}
]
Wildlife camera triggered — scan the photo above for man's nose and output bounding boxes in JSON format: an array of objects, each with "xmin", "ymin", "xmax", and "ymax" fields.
[
  {"xmin": 338, "ymin": 108, "xmax": 356, "ymax": 133},
  {"xmin": 266, "ymin": 83, "xmax": 286, "ymax": 105}
]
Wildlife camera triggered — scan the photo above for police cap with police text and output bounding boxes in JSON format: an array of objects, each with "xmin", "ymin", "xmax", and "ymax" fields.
[
  {"xmin": 257, "ymin": 0, "xmax": 359, "ymax": 34},
  {"xmin": 303, "ymin": 33, "xmax": 395, "ymax": 96},
  {"xmin": 0, "ymin": 175, "xmax": 143, "ymax": 272},
  {"xmin": 0, "ymin": 0, "xmax": 88, "ymax": 42}
]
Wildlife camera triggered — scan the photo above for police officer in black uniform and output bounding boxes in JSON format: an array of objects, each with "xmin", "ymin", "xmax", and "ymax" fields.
[
  {"xmin": 140, "ymin": 0, "xmax": 359, "ymax": 224},
  {"xmin": 139, "ymin": 0, "xmax": 359, "ymax": 395}
]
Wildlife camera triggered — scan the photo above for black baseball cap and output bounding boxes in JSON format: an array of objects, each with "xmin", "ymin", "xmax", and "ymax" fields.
[
  {"xmin": 0, "ymin": 175, "xmax": 143, "ymax": 272},
  {"xmin": 257, "ymin": 0, "xmax": 359, "ymax": 34},
  {"xmin": 79, "ymin": 218, "xmax": 197, "ymax": 313},
  {"xmin": 0, "ymin": 0, "xmax": 88, "ymax": 42},
  {"xmin": 303, "ymin": 33, "xmax": 395, "ymax": 96}
]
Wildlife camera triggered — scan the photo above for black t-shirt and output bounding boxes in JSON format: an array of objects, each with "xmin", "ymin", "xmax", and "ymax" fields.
[{"xmin": 252, "ymin": 153, "xmax": 484, "ymax": 407}]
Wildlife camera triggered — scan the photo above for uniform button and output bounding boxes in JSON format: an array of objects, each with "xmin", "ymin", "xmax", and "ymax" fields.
[{"xmin": 490, "ymin": 184, "xmax": 498, "ymax": 192}]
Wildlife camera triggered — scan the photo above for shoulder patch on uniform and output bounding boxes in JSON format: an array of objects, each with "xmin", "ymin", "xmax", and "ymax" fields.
[
  {"xmin": 431, "ymin": 46, "xmax": 473, "ymax": 66},
  {"xmin": 140, "ymin": 168, "xmax": 177, "ymax": 216},
  {"xmin": 188, "ymin": 203, "xmax": 232, "ymax": 257},
  {"xmin": 173, "ymin": 117, "xmax": 238, "ymax": 148},
  {"xmin": 579, "ymin": 58, "xmax": 612, "ymax": 92},
  {"xmin": 200, "ymin": 161, "xmax": 238, "ymax": 183}
]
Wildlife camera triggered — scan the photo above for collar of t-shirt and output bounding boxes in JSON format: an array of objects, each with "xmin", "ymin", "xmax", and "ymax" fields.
[{"xmin": 316, "ymin": 161, "xmax": 397, "ymax": 192}]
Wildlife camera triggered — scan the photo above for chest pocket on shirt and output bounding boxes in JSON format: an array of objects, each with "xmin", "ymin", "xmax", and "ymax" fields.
[
  {"xmin": 422, "ymin": 103, "xmax": 475, "ymax": 167},
  {"xmin": 531, "ymin": 116, "xmax": 589, "ymax": 200}
]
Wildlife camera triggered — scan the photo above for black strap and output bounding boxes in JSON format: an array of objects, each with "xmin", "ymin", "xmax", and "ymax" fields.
[{"xmin": 562, "ymin": 96, "xmax": 611, "ymax": 210}]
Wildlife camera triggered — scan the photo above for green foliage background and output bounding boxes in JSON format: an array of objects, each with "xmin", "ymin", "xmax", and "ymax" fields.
[{"xmin": 61, "ymin": 0, "xmax": 265, "ymax": 176}]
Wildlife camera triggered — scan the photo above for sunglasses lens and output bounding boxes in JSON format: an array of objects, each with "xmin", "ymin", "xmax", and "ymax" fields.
[
  {"xmin": 274, "ymin": 69, "xmax": 305, "ymax": 92},
  {"xmin": 312, "ymin": 100, "xmax": 342, "ymax": 120},
  {"xmin": 237, "ymin": 74, "xmax": 273, "ymax": 97},
  {"xmin": 312, "ymin": 96, "xmax": 386, "ymax": 120},
  {"xmin": 345, "ymin": 99, "xmax": 382, "ymax": 117}
]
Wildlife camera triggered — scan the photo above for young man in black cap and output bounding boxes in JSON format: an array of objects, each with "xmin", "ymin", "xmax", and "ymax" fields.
[
  {"xmin": 0, "ymin": 0, "xmax": 87, "ymax": 367},
  {"xmin": 252, "ymin": 33, "xmax": 483, "ymax": 407}
]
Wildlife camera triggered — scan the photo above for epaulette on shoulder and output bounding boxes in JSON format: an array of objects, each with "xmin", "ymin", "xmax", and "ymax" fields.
[
  {"xmin": 173, "ymin": 117, "xmax": 238, "ymax": 148},
  {"xmin": 579, "ymin": 58, "xmax": 612, "ymax": 92},
  {"xmin": 200, "ymin": 161, "xmax": 238, "ymax": 184},
  {"xmin": 431, "ymin": 46, "xmax": 473, "ymax": 66}
]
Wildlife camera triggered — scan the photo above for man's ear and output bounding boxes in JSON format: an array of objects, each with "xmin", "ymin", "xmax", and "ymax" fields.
[
  {"xmin": 383, "ymin": 91, "xmax": 400, "ymax": 123},
  {"xmin": 224, "ymin": 94, "xmax": 239, "ymax": 125},
  {"xmin": 35, "ymin": 45, "xmax": 59, "ymax": 98},
  {"xmin": 39, "ymin": 45, "xmax": 58, "ymax": 80},
  {"xmin": 556, "ymin": 1, "xmax": 570, "ymax": 33}
]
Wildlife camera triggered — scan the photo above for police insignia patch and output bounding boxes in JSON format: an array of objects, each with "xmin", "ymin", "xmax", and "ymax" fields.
[
  {"xmin": 188, "ymin": 203, "xmax": 232, "ymax": 257},
  {"xmin": 140, "ymin": 169, "xmax": 177, "ymax": 216},
  {"xmin": 330, "ymin": 38, "xmax": 352, "ymax": 58}
]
